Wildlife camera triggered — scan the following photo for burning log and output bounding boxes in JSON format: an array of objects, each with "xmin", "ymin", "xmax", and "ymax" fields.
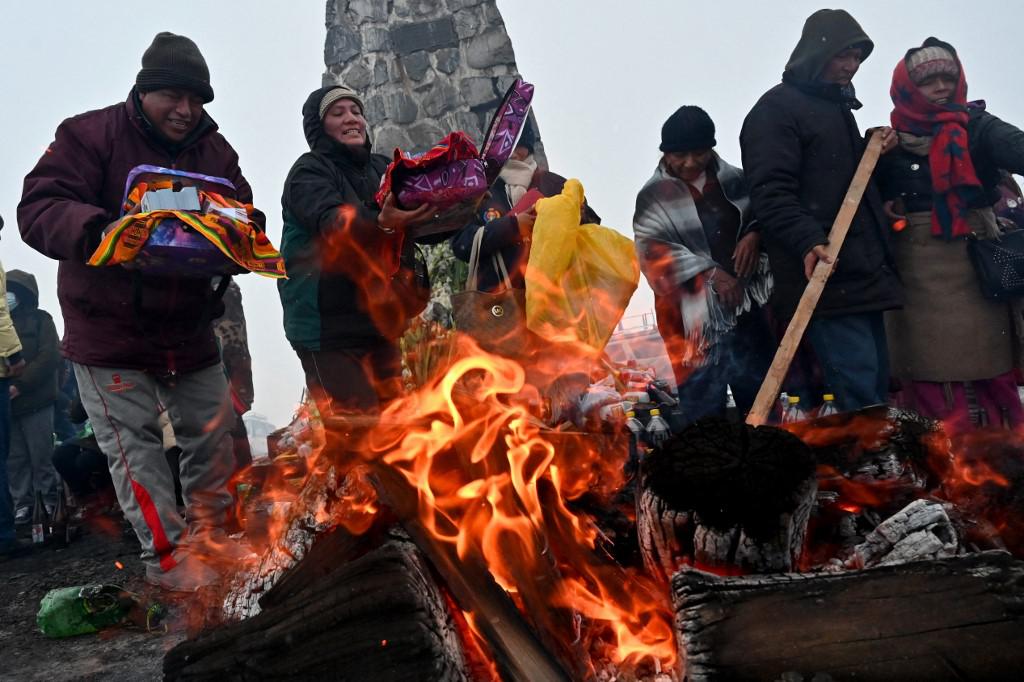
[
  {"xmin": 369, "ymin": 462, "xmax": 575, "ymax": 682},
  {"xmin": 164, "ymin": 535, "xmax": 472, "ymax": 681},
  {"xmin": 672, "ymin": 551, "xmax": 1024, "ymax": 681},
  {"xmin": 637, "ymin": 418, "xmax": 817, "ymax": 579},
  {"xmin": 845, "ymin": 498, "xmax": 959, "ymax": 569}
]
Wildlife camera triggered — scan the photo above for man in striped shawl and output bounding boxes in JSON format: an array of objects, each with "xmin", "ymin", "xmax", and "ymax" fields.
[{"xmin": 633, "ymin": 106, "xmax": 774, "ymax": 425}]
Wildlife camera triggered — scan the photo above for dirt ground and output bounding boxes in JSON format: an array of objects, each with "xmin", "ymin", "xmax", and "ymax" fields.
[{"xmin": 0, "ymin": 517, "xmax": 187, "ymax": 681}]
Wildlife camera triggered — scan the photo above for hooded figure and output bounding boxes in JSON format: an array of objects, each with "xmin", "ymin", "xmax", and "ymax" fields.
[
  {"xmin": 278, "ymin": 85, "xmax": 432, "ymax": 415},
  {"xmin": 5, "ymin": 269, "xmax": 61, "ymax": 519},
  {"xmin": 740, "ymin": 9, "xmax": 903, "ymax": 412},
  {"xmin": 875, "ymin": 37, "xmax": 1024, "ymax": 432}
]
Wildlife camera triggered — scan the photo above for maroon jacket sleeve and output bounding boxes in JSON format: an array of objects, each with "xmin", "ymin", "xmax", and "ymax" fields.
[{"xmin": 18, "ymin": 116, "xmax": 111, "ymax": 262}]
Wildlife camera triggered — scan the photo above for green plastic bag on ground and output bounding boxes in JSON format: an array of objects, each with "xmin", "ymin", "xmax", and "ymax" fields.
[
  {"xmin": 37, "ymin": 584, "xmax": 134, "ymax": 638},
  {"xmin": 525, "ymin": 179, "xmax": 639, "ymax": 352}
]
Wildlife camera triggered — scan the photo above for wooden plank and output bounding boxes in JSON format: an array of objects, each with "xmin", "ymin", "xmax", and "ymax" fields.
[
  {"xmin": 747, "ymin": 134, "xmax": 884, "ymax": 426},
  {"xmin": 369, "ymin": 463, "xmax": 572, "ymax": 682},
  {"xmin": 672, "ymin": 552, "xmax": 1024, "ymax": 681},
  {"xmin": 164, "ymin": 538, "xmax": 471, "ymax": 681}
]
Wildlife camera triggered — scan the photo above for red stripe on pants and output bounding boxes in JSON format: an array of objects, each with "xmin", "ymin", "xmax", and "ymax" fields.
[{"xmin": 86, "ymin": 367, "xmax": 177, "ymax": 571}]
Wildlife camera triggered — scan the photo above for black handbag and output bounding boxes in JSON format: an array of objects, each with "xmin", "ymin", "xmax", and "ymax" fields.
[
  {"xmin": 451, "ymin": 226, "xmax": 535, "ymax": 358},
  {"xmin": 967, "ymin": 229, "xmax": 1024, "ymax": 301}
]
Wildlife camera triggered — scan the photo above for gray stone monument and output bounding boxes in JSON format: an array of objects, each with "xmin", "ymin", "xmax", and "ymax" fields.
[{"xmin": 323, "ymin": 0, "xmax": 544, "ymax": 162}]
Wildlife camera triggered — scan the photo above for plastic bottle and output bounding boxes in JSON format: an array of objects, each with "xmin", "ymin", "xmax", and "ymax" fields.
[
  {"xmin": 645, "ymin": 408, "xmax": 672, "ymax": 448},
  {"xmin": 49, "ymin": 488, "xmax": 70, "ymax": 548},
  {"xmin": 624, "ymin": 409, "xmax": 645, "ymax": 470},
  {"xmin": 818, "ymin": 394, "xmax": 839, "ymax": 418},
  {"xmin": 782, "ymin": 396, "xmax": 807, "ymax": 424},
  {"xmin": 31, "ymin": 491, "xmax": 48, "ymax": 545}
]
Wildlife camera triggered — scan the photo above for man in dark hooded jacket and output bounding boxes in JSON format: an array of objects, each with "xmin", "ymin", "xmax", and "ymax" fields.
[
  {"xmin": 278, "ymin": 85, "xmax": 432, "ymax": 415},
  {"xmin": 741, "ymin": 9, "xmax": 903, "ymax": 412},
  {"xmin": 18, "ymin": 33, "xmax": 262, "ymax": 590}
]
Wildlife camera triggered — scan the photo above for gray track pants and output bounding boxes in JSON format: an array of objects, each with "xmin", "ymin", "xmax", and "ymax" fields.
[
  {"xmin": 7, "ymin": 405, "xmax": 57, "ymax": 511},
  {"xmin": 75, "ymin": 363, "xmax": 235, "ymax": 570}
]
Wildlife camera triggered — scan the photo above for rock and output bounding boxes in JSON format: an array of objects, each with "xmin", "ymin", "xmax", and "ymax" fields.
[
  {"xmin": 325, "ymin": 0, "xmax": 338, "ymax": 27},
  {"xmin": 345, "ymin": 0, "xmax": 388, "ymax": 23},
  {"xmin": 385, "ymin": 91, "xmax": 419, "ymax": 124},
  {"xmin": 325, "ymin": 24, "xmax": 362, "ymax": 66},
  {"xmin": 372, "ymin": 58, "xmax": 390, "ymax": 86},
  {"xmin": 421, "ymin": 82, "xmax": 458, "ymax": 118},
  {"xmin": 363, "ymin": 93, "xmax": 386, "ymax": 122},
  {"xmin": 375, "ymin": 125, "xmax": 413, "ymax": 154},
  {"xmin": 361, "ymin": 26, "xmax": 390, "ymax": 52},
  {"xmin": 480, "ymin": 1, "xmax": 503, "ymax": 26},
  {"xmin": 445, "ymin": 0, "xmax": 485, "ymax": 10},
  {"xmin": 465, "ymin": 28, "xmax": 515, "ymax": 69},
  {"xmin": 460, "ymin": 76, "xmax": 499, "ymax": 107},
  {"xmin": 453, "ymin": 8, "xmax": 481, "ymax": 40},
  {"xmin": 341, "ymin": 61, "xmax": 372, "ymax": 91},
  {"xmin": 433, "ymin": 47, "xmax": 460, "ymax": 75},
  {"xmin": 406, "ymin": 120, "xmax": 447, "ymax": 153},
  {"xmin": 389, "ymin": 18, "xmax": 458, "ymax": 56},
  {"xmin": 392, "ymin": 0, "xmax": 439, "ymax": 18},
  {"xmin": 401, "ymin": 51, "xmax": 431, "ymax": 81}
]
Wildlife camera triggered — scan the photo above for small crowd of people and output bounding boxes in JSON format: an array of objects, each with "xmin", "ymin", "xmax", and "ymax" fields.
[
  {"xmin": 3, "ymin": 9, "xmax": 1024, "ymax": 590},
  {"xmin": 635, "ymin": 10, "xmax": 1024, "ymax": 436}
]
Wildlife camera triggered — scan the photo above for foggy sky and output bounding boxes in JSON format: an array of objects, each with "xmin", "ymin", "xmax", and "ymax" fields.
[{"xmin": 2, "ymin": 0, "xmax": 1020, "ymax": 426}]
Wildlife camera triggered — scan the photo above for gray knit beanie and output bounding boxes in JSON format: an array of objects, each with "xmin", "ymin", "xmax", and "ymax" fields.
[
  {"xmin": 319, "ymin": 86, "xmax": 365, "ymax": 119},
  {"xmin": 907, "ymin": 45, "xmax": 959, "ymax": 84}
]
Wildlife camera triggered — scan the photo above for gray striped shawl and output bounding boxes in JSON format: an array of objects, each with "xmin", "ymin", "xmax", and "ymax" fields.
[{"xmin": 632, "ymin": 154, "xmax": 773, "ymax": 366}]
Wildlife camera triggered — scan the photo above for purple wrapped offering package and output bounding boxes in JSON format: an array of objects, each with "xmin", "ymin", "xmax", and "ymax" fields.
[
  {"xmin": 118, "ymin": 165, "xmax": 246, "ymax": 277},
  {"xmin": 396, "ymin": 158, "xmax": 487, "ymax": 212},
  {"xmin": 124, "ymin": 219, "xmax": 246, "ymax": 278},
  {"xmin": 480, "ymin": 79, "xmax": 535, "ymax": 182}
]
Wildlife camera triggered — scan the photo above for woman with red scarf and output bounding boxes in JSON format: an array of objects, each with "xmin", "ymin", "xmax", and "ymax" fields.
[{"xmin": 878, "ymin": 38, "xmax": 1024, "ymax": 433}]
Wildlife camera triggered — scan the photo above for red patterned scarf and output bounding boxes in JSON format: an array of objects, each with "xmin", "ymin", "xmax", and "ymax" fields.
[{"xmin": 889, "ymin": 55, "xmax": 982, "ymax": 239}]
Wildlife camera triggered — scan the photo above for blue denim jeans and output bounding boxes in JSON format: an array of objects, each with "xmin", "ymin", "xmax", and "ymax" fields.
[
  {"xmin": 677, "ymin": 311, "xmax": 776, "ymax": 425},
  {"xmin": 805, "ymin": 311, "xmax": 890, "ymax": 412},
  {"xmin": 0, "ymin": 377, "xmax": 14, "ymax": 543}
]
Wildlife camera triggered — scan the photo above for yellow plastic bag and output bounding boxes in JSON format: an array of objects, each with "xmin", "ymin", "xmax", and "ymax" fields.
[{"xmin": 525, "ymin": 179, "xmax": 639, "ymax": 352}]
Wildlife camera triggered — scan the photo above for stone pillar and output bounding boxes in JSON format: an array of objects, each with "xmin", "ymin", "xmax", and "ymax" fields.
[{"xmin": 323, "ymin": 0, "xmax": 544, "ymax": 163}]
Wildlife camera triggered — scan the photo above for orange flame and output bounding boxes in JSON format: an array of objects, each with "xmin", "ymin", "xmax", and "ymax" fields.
[{"xmin": 365, "ymin": 336, "xmax": 676, "ymax": 672}]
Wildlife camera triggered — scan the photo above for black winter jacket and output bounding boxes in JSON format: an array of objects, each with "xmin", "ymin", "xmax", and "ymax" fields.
[
  {"xmin": 6, "ymin": 270, "xmax": 60, "ymax": 418},
  {"xmin": 877, "ymin": 109, "xmax": 1024, "ymax": 212},
  {"xmin": 278, "ymin": 87, "xmax": 426, "ymax": 352},
  {"xmin": 740, "ymin": 10, "xmax": 903, "ymax": 320}
]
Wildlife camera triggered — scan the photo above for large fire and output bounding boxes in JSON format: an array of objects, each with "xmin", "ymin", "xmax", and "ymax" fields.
[
  {"xmin": 231, "ymin": 203, "xmax": 677, "ymax": 676},
  {"xmin": 367, "ymin": 337, "xmax": 677, "ymax": 674}
]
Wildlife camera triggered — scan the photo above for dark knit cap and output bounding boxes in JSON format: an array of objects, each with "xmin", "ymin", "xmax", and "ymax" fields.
[
  {"xmin": 660, "ymin": 106, "xmax": 716, "ymax": 153},
  {"xmin": 136, "ymin": 32, "xmax": 214, "ymax": 103}
]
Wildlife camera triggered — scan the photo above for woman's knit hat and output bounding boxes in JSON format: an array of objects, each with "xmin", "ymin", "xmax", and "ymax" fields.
[
  {"xmin": 906, "ymin": 45, "xmax": 959, "ymax": 84},
  {"xmin": 136, "ymin": 32, "xmax": 214, "ymax": 103},
  {"xmin": 318, "ymin": 86, "xmax": 364, "ymax": 119}
]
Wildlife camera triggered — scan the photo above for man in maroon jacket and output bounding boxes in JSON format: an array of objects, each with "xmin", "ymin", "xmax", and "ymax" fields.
[{"xmin": 18, "ymin": 32, "xmax": 262, "ymax": 590}]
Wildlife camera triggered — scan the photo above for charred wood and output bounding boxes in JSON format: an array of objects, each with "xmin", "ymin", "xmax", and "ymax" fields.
[
  {"xmin": 638, "ymin": 418, "xmax": 817, "ymax": 578},
  {"xmin": 164, "ymin": 536, "xmax": 471, "ymax": 681},
  {"xmin": 672, "ymin": 551, "xmax": 1024, "ymax": 681}
]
